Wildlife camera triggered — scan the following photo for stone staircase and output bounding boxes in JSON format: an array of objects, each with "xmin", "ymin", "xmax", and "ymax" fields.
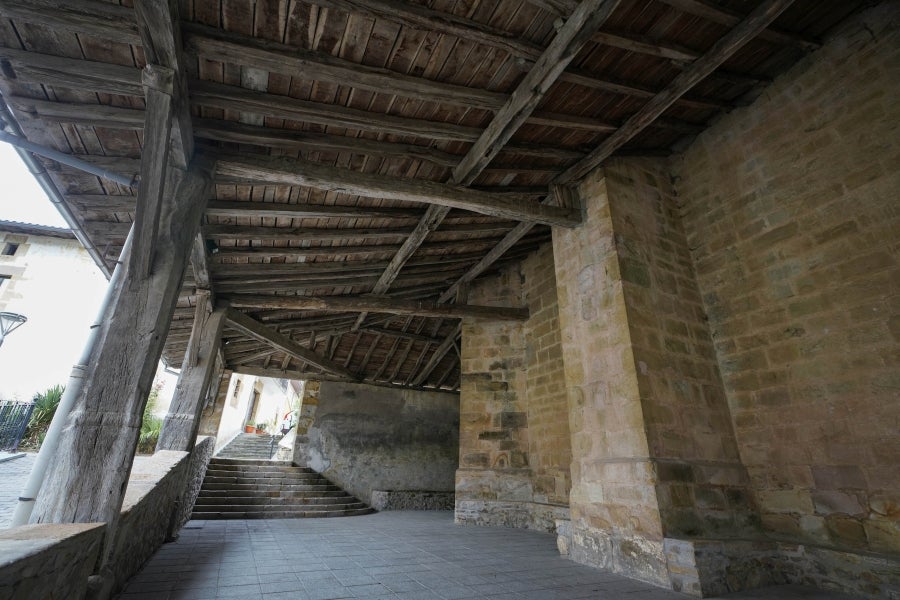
[
  {"xmin": 191, "ymin": 458, "xmax": 374, "ymax": 519},
  {"xmin": 215, "ymin": 433, "xmax": 279, "ymax": 459}
]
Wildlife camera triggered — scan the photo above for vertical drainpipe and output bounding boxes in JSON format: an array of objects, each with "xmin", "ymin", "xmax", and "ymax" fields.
[
  {"xmin": 0, "ymin": 97, "xmax": 139, "ymax": 526},
  {"xmin": 10, "ymin": 227, "xmax": 134, "ymax": 526}
]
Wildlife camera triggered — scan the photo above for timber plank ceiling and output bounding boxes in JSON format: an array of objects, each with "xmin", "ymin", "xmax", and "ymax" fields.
[{"xmin": 0, "ymin": 0, "xmax": 872, "ymax": 391}]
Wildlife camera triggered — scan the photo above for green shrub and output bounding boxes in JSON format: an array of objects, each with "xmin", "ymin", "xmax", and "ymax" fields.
[
  {"xmin": 136, "ymin": 383, "xmax": 164, "ymax": 454},
  {"xmin": 19, "ymin": 384, "xmax": 65, "ymax": 450}
]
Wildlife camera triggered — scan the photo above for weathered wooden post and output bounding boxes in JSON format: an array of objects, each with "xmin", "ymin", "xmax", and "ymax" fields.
[
  {"xmin": 28, "ymin": 160, "xmax": 212, "ymax": 594},
  {"xmin": 157, "ymin": 298, "xmax": 226, "ymax": 452}
]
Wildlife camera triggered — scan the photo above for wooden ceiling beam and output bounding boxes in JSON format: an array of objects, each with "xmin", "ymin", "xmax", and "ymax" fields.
[
  {"xmin": 351, "ymin": 0, "xmax": 618, "ymax": 332},
  {"xmin": 533, "ymin": 0, "xmax": 819, "ymax": 50},
  {"xmin": 203, "ymin": 225, "xmax": 415, "ymax": 242},
  {"xmin": 232, "ymin": 365, "xmax": 455, "ymax": 393},
  {"xmin": 207, "ymin": 200, "xmax": 421, "ymax": 221},
  {"xmin": 220, "ymin": 294, "xmax": 529, "ymax": 321},
  {"xmin": 653, "ymin": 0, "xmax": 819, "ymax": 51},
  {"xmin": 194, "ymin": 118, "xmax": 461, "ymax": 168},
  {"xmin": 214, "ymin": 153, "xmax": 579, "ymax": 227},
  {"xmin": 214, "ymin": 270, "xmax": 463, "ymax": 294},
  {"xmin": 223, "ymin": 307, "xmax": 360, "ymax": 380},
  {"xmin": 360, "ymin": 326, "xmax": 441, "ymax": 346},
  {"xmin": 558, "ymin": 0, "xmax": 798, "ymax": 183},
  {"xmin": 434, "ymin": 0, "xmax": 800, "ymax": 310},
  {"xmin": 182, "ymin": 24, "xmax": 506, "ymax": 112},
  {"xmin": 412, "ymin": 323, "xmax": 461, "ymax": 386},
  {"xmin": 453, "ymin": 0, "xmax": 622, "ymax": 185}
]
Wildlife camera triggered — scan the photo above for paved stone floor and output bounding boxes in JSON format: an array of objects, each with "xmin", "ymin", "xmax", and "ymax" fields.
[
  {"xmin": 117, "ymin": 512, "xmax": 860, "ymax": 600},
  {"xmin": 0, "ymin": 452, "xmax": 35, "ymax": 529}
]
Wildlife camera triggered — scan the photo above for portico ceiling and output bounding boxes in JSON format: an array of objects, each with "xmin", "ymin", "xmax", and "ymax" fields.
[{"xmin": 0, "ymin": 0, "xmax": 868, "ymax": 390}]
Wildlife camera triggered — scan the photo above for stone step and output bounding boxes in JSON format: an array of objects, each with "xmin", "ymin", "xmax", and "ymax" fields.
[
  {"xmin": 200, "ymin": 482, "xmax": 341, "ymax": 493},
  {"xmin": 191, "ymin": 507, "xmax": 374, "ymax": 519},
  {"xmin": 209, "ymin": 459, "xmax": 293, "ymax": 467},
  {"xmin": 194, "ymin": 500, "xmax": 367, "ymax": 512},
  {"xmin": 196, "ymin": 489, "xmax": 349, "ymax": 499},
  {"xmin": 205, "ymin": 464, "xmax": 313, "ymax": 474},
  {"xmin": 204, "ymin": 470, "xmax": 321, "ymax": 481},
  {"xmin": 202, "ymin": 475, "xmax": 328, "ymax": 489},
  {"xmin": 195, "ymin": 495, "xmax": 357, "ymax": 506}
]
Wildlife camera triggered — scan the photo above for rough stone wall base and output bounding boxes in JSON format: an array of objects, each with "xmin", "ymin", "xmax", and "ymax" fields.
[
  {"xmin": 371, "ymin": 490, "xmax": 454, "ymax": 511},
  {"xmin": 454, "ymin": 499, "xmax": 569, "ymax": 533},
  {"xmin": 569, "ymin": 524, "xmax": 670, "ymax": 589},
  {"xmin": 665, "ymin": 537, "xmax": 900, "ymax": 599}
]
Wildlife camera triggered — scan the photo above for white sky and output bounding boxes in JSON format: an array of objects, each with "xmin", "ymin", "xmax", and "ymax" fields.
[{"xmin": 0, "ymin": 143, "xmax": 68, "ymax": 227}]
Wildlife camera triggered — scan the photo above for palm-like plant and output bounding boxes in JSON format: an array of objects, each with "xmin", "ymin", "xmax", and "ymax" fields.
[
  {"xmin": 137, "ymin": 383, "xmax": 164, "ymax": 454},
  {"xmin": 21, "ymin": 384, "xmax": 65, "ymax": 449}
]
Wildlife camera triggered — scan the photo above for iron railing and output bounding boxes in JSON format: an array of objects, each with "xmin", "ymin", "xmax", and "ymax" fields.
[{"xmin": 0, "ymin": 400, "xmax": 34, "ymax": 452}]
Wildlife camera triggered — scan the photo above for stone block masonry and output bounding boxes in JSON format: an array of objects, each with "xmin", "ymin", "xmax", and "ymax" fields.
[
  {"xmin": 453, "ymin": 5, "xmax": 899, "ymax": 598},
  {"xmin": 456, "ymin": 243, "xmax": 572, "ymax": 533},
  {"xmin": 672, "ymin": 1, "xmax": 900, "ymax": 579}
]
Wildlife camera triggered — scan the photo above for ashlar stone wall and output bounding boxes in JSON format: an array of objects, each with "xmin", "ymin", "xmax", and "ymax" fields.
[
  {"xmin": 673, "ymin": 4, "xmax": 899, "ymax": 561},
  {"xmin": 456, "ymin": 243, "xmax": 572, "ymax": 532}
]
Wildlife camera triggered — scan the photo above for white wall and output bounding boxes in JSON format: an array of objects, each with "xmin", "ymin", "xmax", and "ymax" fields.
[{"xmin": 0, "ymin": 232, "xmax": 108, "ymax": 400}]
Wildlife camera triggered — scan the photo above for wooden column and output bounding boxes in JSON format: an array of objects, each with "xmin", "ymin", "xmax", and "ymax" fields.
[
  {"xmin": 29, "ymin": 161, "xmax": 212, "ymax": 560},
  {"xmin": 157, "ymin": 299, "xmax": 226, "ymax": 451}
]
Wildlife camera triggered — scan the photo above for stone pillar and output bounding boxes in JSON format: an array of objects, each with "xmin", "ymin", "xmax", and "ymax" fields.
[
  {"xmin": 552, "ymin": 159, "xmax": 756, "ymax": 593},
  {"xmin": 30, "ymin": 164, "xmax": 211, "ymax": 574},
  {"xmin": 157, "ymin": 306, "xmax": 226, "ymax": 451},
  {"xmin": 455, "ymin": 245, "xmax": 572, "ymax": 532}
]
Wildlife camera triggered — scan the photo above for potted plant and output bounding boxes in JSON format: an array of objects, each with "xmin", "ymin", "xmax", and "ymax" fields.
[
  {"xmin": 244, "ymin": 421, "xmax": 255, "ymax": 433},
  {"xmin": 255, "ymin": 422, "xmax": 267, "ymax": 435}
]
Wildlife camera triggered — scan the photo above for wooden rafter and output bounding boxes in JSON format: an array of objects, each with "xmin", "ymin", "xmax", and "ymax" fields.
[
  {"xmin": 214, "ymin": 153, "xmax": 580, "ymax": 227},
  {"xmin": 436, "ymin": 0, "xmax": 801, "ymax": 313},
  {"xmin": 223, "ymin": 308, "xmax": 360, "ymax": 381},
  {"xmin": 412, "ymin": 323, "xmax": 461, "ymax": 387},
  {"xmin": 221, "ymin": 295, "xmax": 529, "ymax": 321},
  {"xmin": 557, "ymin": 0, "xmax": 798, "ymax": 183},
  {"xmin": 351, "ymin": 0, "xmax": 619, "ymax": 331}
]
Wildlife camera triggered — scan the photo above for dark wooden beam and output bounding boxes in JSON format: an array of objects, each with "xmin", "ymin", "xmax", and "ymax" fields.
[
  {"xmin": 214, "ymin": 153, "xmax": 580, "ymax": 227},
  {"xmin": 130, "ymin": 65, "xmax": 174, "ymax": 279},
  {"xmin": 223, "ymin": 307, "xmax": 360, "ymax": 380},
  {"xmin": 412, "ymin": 323, "xmax": 461, "ymax": 386},
  {"xmin": 182, "ymin": 24, "xmax": 506, "ymax": 112},
  {"xmin": 351, "ymin": 0, "xmax": 616, "ymax": 331},
  {"xmin": 220, "ymin": 295, "xmax": 529, "ymax": 321},
  {"xmin": 360, "ymin": 326, "xmax": 441, "ymax": 345},
  {"xmin": 558, "ymin": 0, "xmax": 798, "ymax": 183},
  {"xmin": 134, "ymin": 0, "xmax": 193, "ymax": 167},
  {"xmin": 654, "ymin": 0, "xmax": 819, "ymax": 50},
  {"xmin": 194, "ymin": 118, "xmax": 461, "ymax": 168},
  {"xmin": 453, "ymin": 0, "xmax": 621, "ymax": 184}
]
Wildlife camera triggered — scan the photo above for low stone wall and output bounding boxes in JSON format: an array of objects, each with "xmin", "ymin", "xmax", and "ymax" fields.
[
  {"xmin": 371, "ymin": 490, "xmax": 454, "ymax": 511},
  {"xmin": 665, "ymin": 537, "xmax": 900, "ymax": 599},
  {"xmin": 108, "ymin": 449, "xmax": 190, "ymax": 593},
  {"xmin": 0, "ymin": 523, "xmax": 105, "ymax": 600},
  {"xmin": 175, "ymin": 436, "xmax": 215, "ymax": 529}
]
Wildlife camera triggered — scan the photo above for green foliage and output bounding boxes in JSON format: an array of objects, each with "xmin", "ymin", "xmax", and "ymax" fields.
[
  {"xmin": 136, "ymin": 382, "xmax": 164, "ymax": 454},
  {"xmin": 20, "ymin": 384, "xmax": 65, "ymax": 450},
  {"xmin": 30, "ymin": 384, "xmax": 64, "ymax": 428}
]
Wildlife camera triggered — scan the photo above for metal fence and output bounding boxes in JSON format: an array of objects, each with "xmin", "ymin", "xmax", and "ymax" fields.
[{"xmin": 0, "ymin": 400, "xmax": 34, "ymax": 452}]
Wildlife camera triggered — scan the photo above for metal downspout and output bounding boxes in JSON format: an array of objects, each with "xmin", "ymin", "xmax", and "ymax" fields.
[{"xmin": 0, "ymin": 96, "xmax": 139, "ymax": 525}]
